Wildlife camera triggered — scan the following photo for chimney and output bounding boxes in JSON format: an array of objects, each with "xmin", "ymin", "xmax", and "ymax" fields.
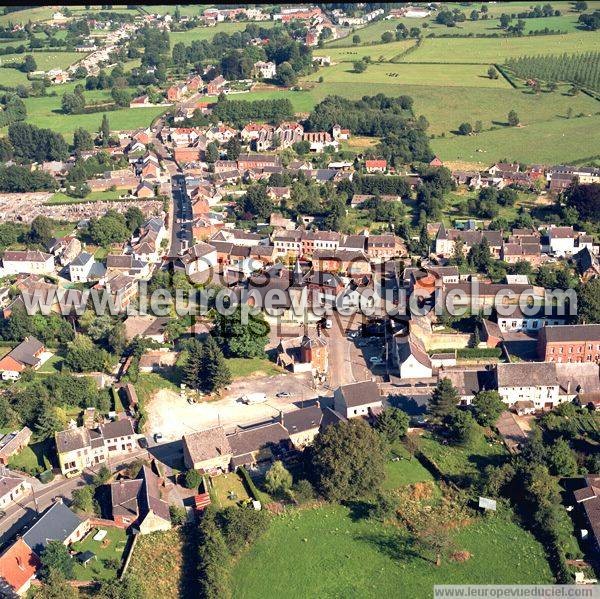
[
  {"xmin": 16, "ymin": 555, "xmax": 23, "ymax": 570},
  {"xmin": 567, "ymin": 380, "xmax": 571, "ymax": 395}
]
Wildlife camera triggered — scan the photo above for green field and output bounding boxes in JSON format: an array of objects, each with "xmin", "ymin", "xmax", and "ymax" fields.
[
  {"xmin": 325, "ymin": 40, "xmax": 414, "ymax": 62},
  {"xmin": 403, "ymin": 32, "xmax": 600, "ymax": 63},
  {"xmin": 383, "ymin": 445, "xmax": 434, "ymax": 490},
  {"xmin": 0, "ymin": 51, "xmax": 83, "ymax": 86},
  {"xmin": 170, "ymin": 21, "xmax": 275, "ymax": 46},
  {"xmin": 47, "ymin": 190, "xmax": 126, "ymax": 205},
  {"xmin": 0, "ymin": 6, "xmax": 56, "ymax": 25},
  {"xmin": 305, "ymin": 62, "xmax": 512, "ymax": 89},
  {"xmin": 231, "ymin": 505, "xmax": 553, "ymax": 598},
  {"xmin": 432, "ymin": 113, "xmax": 600, "ymax": 164},
  {"xmin": 225, "ymin": 357, "xmax": 282, "ymax": 378}
]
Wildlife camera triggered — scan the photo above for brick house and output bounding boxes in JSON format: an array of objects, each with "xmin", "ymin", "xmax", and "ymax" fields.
[{"xmin": 538, "ymin": 324, "xmax": 600, "ymax": 363}]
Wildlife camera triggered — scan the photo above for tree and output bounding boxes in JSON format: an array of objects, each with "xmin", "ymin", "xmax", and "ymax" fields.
[
  {"xmin": 212, "ymin": 307, "xmax": 270, "ymax": 358},
  {"xmin": 184, "ymin": 468, "xmax": 202, "ymax": 489},
  {"xmin": 275, "ymin": 61, "xmax": 297, "ymax": 87},
  {"xmin": 487, "ymin": 65, "xmax": 498, "ymax": 79},
  {"xmin": 429, "ymin": 379, "xmax": 459, "ymax": 421},
  {"xmin": 507, "ymin": 110, "xmax": 520, "ymax": 126},
  {"xmin": 33, "ymin": 569, "xmax": 78, "ymax": 599},
  {"xmin": 416, "ymin": 524, "xmax": 454, "ymax": 567},
  {"xmin": 499, "ymin": 13, "xmax": 511, "ymax": 28},
  {"xmin": 29, "ymin": 215, "xmax": 54, "ymax": 246},
  {"xmin": 381, "ymin": 31, "xmax": 394, "ymax": 43},
  {"xmin": 574, "ymin": 1, "xmax": 588, "ymax": 11},
  {"xmin": 458, "ymin": 122, "xmax": 473, "ymax": 136},
  {"xmin": 225, "ymin": 136, "xmax": 241, "ymax": 161},
  {"xmin": 309, "ymin": 419, "xmax": 386, "ymax": 501},
  {"xmin": 64, "ymin": 335, "xmax": 109, "ymax": 372},
  {"xmin": 444, "ymin": 409, "xmax": 478, "ymax": 445},
  {"xmin": 169, "ymin": 505, "xmax": 186, "ymax": 526},
  {"xmin": 368, "ymin": 491, "xmax": 397, "ymax": 522},
  {"xmin": 40, "ymin": 540, "xmax": 74, "ymax": 580},
  {"xmin": 73, "ymin": 127, "xmax": 93, "ymax": 152},
  {"xmin": 471, "ymin": 391, "xmax": 504, "ymax": 427},
  {"xmin": 95, "ymin": 576, "xmax": 145, "ymax": 599},
  {"xmin": 240, "ymin": 184, "xmax": 273, "ymax": 220},
  {"xmin": 124, "ymin": 206, "xmax": 144, "ymax": 233},
  {"xmin": 474, "ymin": 120, "xmax": 483, "ymax": 134},
  {"xmin": 217, "ymin": 506, "xmax": 269, "ymax": 555},
  {"xmin": 470, "ymin": 9, "xmax": 479, "ymax": 21},
  {"xmin": 35, "ymin": 403, "xmax": 65, "ymax": 440},
  {"xmin": 547, "ymin": 438, "xmax": 578, "ymax": 476},
  {"xmin": 199, "ymin": 335, "xmax": 232, "ymax": 393},
  {"xmin": 352, "ymin": 34, "xmax": 361, "ymax": 45},
  {"xmin": 99, "ymin": 114, "xmax": 110, "ymax": 146},
  {"xmin": 205, "ymin": 141, "xmax": 219, "ymax": 163},
  {"xmin": 71, "ymin": 485, "xmax": 95, "ymax": 513},
  {"xmin": 353, "ymin": 60, "xmax": 367, "ymax": 74},
  {"xmin": 88, "ymin": 211, "xmax": 130, "ymax": 246},
  {"xmin": 567, "ymin": 183, "xmax": 600, "ymax": 222},
  {"xmin": 374, "ymin": 407, "xmax": 409, "ymax": 444},
  {"xmin": 264, "ymin": 460, "xmax": 292, "ymax": 497},
  {"xmin": 197, "ymin": 508, "xmax": 230, "ymax": 599},
  {"xmin": 578, "ymin": 279, "xmax": 600, "ymax": 323},
  {"xmin": 21, "ymin": 54, "xmax": 37, "ymax": 73}
]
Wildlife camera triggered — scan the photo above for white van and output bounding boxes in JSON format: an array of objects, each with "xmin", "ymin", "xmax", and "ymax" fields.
[{"xmin": 241, "ymin": 392, "xmax": 267, "ymax": 405}]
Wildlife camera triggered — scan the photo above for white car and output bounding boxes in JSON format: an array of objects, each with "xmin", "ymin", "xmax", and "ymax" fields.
[{"xmin": 369, "ymin": 356, "xmax": 384, "ymax": 365}]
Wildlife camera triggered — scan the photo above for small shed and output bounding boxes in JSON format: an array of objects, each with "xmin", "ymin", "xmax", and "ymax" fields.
[{"xmin": 77, "ymin": 551, "xmax": 96, "ymax": 567}]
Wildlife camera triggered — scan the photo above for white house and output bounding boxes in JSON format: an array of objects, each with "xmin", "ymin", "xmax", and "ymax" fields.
[
  {"xmin": 333, "ymin": 381, "xmax": 382, "ymax": 419},
  {"xmin": 253, "ymin": 60, "xmax": 276, "ymax": 79},
  {"xmin": 495, "ymin": 305, "xmax": 567, "ymax": 333},
  {"xmin": 547, "ymin": 227, "xmax": 576, "ymax": 257},
  {"xmin": 180, "ymin": 242, "xmax": 217, "ymax": 277},
  {"xmin": 0, "ymin": 476, "xmax": 31, "ymax": 510},
  {"xmin": 2, "ymin": 250, "xmax": 54, "ymax": 275},
  {"xmin": 393, "ymin": 333, "xmax": 433, "ymax": 379},
  {"xmin": 69, "ymin": 252, "xmax": 106, "ymax": 283},
  {"xmin": 495, "ymin": 362, "xmax": 560, "ymax": 410}
]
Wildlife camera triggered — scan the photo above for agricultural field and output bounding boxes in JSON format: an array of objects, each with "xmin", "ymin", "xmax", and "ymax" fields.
[
  {"xmin": 431, "ymin": 113, "xmax": 600, "ymax": 165},
  {"xmin": 0, "ymin": 6, "xmax": 56, "ymax": 26},
  {"xmin": 231, "ymin": 504, "xmax": 553, "ymax": 599},
  {"xmin": 325, "ymin": 40, "xmax": 415, "ymax": 63},
  {"xmin": 0, "ymin": 51, "xmax": 83, "ymax": 86},
  {"xmin": 304, "ymin": 62, "xmax": 512, "ymax": 89},
  {"xmin": 402, "ymin": 32, "xmax": 600, "ymax": 63}
]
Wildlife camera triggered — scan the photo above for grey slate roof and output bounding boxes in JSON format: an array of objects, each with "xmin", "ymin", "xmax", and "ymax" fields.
[{"xmin": 22, "ymin": 501, "xmax": 83, "ymax": 554}]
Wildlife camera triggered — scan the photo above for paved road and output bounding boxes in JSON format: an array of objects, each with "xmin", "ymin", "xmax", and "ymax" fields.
[
  {"xmin": 169, "ymin": 174, "xmax": 192, "ymax": 257},
  {"xmin": 0, "ymin": 449, "xmax": 149, "ymax": 546}
]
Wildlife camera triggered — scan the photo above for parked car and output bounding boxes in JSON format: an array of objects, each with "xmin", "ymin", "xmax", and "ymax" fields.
[
  {"xmin": 154, "ymin": 432, "xmax": 163, "ymax": 443},
  {"xmin": 276, "ymin": 391, "xmax": 293, "ymax": 398},
  {"xmin": 369, "ymin": 356, "xmax": 384, "ymax": 365},
  {"xmin": 241, "ymin": 392, "xmax": 267, "ymax": 405}
]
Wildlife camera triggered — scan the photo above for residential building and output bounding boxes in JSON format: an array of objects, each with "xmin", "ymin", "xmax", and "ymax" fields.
[
  {"xmin": 393, "ymin": 333, "xmax": 433, "ymax": 379},
  {"xmin": 573, "ymin": 475, "xmax": 600, "ymax": 553},
  {"xmin": 365, "ymin": 159, "xmax": 387, "ymax": 173},
  {"xmin": 0, "ymin": 338, "xmax": 47, "ymax": 381},
  {"xmin": 496, "ymin": 362, "xmax": 560, "ymax": 410},
  {"xmin": 0, "ymin": 476, "xmax": 30, "ymax": 510},
  {"xmin": 2, "ymin": 250, "xmax": 54, "ymax": 276},
  {"xmin": 333, "ymin": 381, "xmax": 382, "ymax": 419},
  {"xmin": 110, "ymin": 464, "xmax": 171, "ymax": 534},
  {"xmin": 226, "ymin": 422, "xmax": 290, "ymax": 469},
  {"xmin": 253, "ymin": 60, "xmax": 276, "ymax": 79},
  {"xmin": 538, "ymin": 324, "xmax": 600, "ymax": 363},
  {"xmin": 276, "ymin": 333, "xmax": 328, "ymax": 374},
  {"xmin": 282, "ymin": 404, "xmax": 323, "ymax": 449},
  {"xmin": 183, "ymin": 426, "xmax": 232, "ymax": 473},
  {"xmin": 495, "ymin": 306, "xmax": 567, "ymax": 333},
  {"xmin": 0, "ymin": 427, "xmax": 32, "ymax": 465},
  {"xmin": 180, "ymin": 242, "xmax": 218, "ymax": 278},
  {"xmin": 206, "ymin": 75, "xmax": 227, "ymax": 95},
  {"xmin": 435, "ymin": 224, "xmax": 502, "ymax": 258},
  {"xmin": 55, "ymin": 419, "xmax": 136, "ymax": 476},
  {"xmin": 0, "ymin": 538, "xmax": 41, "ymax": 596},
  {"xmin": 69, "ymin": 251, "xmax": 106, "ymax": 283}
]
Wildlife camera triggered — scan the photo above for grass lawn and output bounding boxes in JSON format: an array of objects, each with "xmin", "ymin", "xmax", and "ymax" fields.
[
  {"xmin": 71, "ymin": 526, "xmax": 128, "ymax": 582},
  {"xmin": 231, "ymin": 504, "xmax": 553, "ymax": 598},
  {"xmin": 0, "ymin": 7, "xmax": 56, "ymax": 25},
  {"xmin": 403, "ymin": 32, "xmax": 600, "ymax": 63},
  {"xmin": 8, "ymin": 438, "xmax": 55, "ymax": 473},
  {"xmin": 417, "ymin": 431, "xmax": 507, "ymax": 485},
  {"xmin": 431, "ymin": 114, "xmax": 600, "ymax": 164},
  {"xmin": 208, "ymin": 472, "xmax": 251, "ymax": 508},
  {"xmin": 37, "ymin": 353, "xmax": 64, "ymax": 374},
  {"xmin": 47, "ymin": 190, "xmax": 126, "ymax": 205},
  {"xmin": 225, "ymin": 357, "xmax": 282, "ymax": 378},
  {"xmin": 135, "ymin": 373, "xmax": 179, "ymax": 406},
  {"xmin": 128, "ymin": 526, "xmax": 197, "ymax": 599},
  {"xmin": 383, "ymin": 444, "xmax": 434, "ymax": 490},
  {"xmin": 306, "ymin": 62, "xmax": 512, "ymax": 89}
]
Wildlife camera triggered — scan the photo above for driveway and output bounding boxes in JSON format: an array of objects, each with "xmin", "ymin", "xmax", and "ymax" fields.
[{"xmin": 145, "ymin": 372, "xmax": 318, "ymax": 440}]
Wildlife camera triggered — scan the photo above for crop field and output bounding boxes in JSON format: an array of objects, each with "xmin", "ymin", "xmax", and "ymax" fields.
[{"xmin": 305, "ymin": 62, "xmax": 512, "ymax": 89}]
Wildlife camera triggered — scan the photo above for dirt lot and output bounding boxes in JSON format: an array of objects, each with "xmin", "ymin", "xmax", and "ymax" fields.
[{"xmin": 146, "ymin": 372, "xmax": 317, "ymax": 441}]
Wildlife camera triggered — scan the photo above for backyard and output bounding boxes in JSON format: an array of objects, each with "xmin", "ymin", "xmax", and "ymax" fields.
[
  {"xmin": 70, "ymin": 526, "xmax": 128, "ymax": 582},
  {"xmin": 208, "ymin": 471, "xmax": 251, "ymax": 508}
]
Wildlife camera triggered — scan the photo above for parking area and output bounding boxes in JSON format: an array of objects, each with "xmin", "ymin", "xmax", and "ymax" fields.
[{"xmin": 145, "ymin": 372, "xmax": 317, "ymax": 441}]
